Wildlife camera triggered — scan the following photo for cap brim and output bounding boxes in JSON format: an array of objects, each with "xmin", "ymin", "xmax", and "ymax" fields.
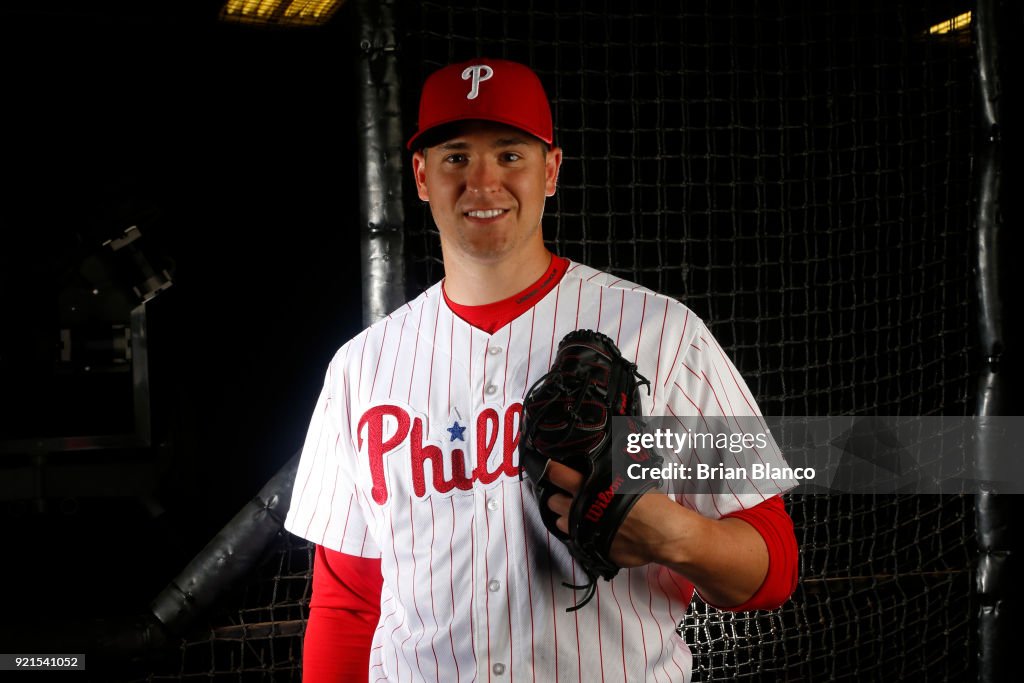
[{"xmin": 406, "ymin": 115, "xmax": 553, "ymax": 150}]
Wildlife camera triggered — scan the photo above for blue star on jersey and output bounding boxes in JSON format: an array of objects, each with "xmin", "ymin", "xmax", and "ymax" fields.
[{"xmin": 447, "ymin": 420, "xmax": 467, "ymax": 442}]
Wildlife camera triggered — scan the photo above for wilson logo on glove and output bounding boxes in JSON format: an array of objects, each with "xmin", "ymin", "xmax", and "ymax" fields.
[{"xmin": 583, "ymin": 475, "xmax": 625, "ymax": 523}]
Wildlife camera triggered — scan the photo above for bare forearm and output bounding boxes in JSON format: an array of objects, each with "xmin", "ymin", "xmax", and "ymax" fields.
[
  {"xmin": 656, "ymin": 510, "xmax": 769, "ymax": 608},
  {"xmin": 611, "ymin": 495, "xmax": 769, "ymax": 608}
]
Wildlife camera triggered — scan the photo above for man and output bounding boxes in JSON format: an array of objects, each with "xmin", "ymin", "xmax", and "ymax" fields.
[{"xmin": 285, "ymin": 58, "xmax": 798, "ymax": 682}]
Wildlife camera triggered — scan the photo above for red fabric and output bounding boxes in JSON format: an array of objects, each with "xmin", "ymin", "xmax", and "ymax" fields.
[
  {"xmin": 716, "ymin": 496, "xmax": 799, "ymax": 612},
  {"xmin": 407, "ymin": 58, "xmax": 554, "ymax": 150},
  {"xmin": 302, "ymin": 546, "xmax": 383, "ymax": 683},
  {"xmin": 443, "ymin": 255, "xmax": 568, "ymax": 333}
]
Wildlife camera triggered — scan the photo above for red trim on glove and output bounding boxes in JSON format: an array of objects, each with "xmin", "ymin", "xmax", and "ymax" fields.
[
  {"xmin": 302, "ymin": 546, "xmax": 383, "ymax": 683},
  {"xmin": 717, "ymin": 496, "xmax": 799, "ymax": 612}
]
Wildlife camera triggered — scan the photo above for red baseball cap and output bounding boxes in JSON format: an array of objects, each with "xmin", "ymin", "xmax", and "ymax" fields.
[{"xmin": 406, "ymin": 58, "xmax": 554, "ymax": 150}]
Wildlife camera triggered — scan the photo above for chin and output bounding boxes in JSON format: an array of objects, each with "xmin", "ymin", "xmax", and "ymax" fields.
[{"xmin": 458, "ymin": 237, "xmax": 516, "ymax": 262}]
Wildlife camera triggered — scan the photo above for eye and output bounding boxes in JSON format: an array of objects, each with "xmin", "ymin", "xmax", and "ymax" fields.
[
  {"xmin": 444, "ymin": 153, "xmax": 467, "ymax": 164},
  {"xmin": 502, "ymin": 152, "xmax": 523, "ymax": 162}
]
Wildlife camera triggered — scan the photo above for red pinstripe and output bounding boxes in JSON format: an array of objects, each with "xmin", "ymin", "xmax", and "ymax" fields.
[
  {"xmin": 317, "ymin": 436, "xmax": 342, "ymax": 543},
  {"xmin": 407, "ymin": 295, "xmax": 427, "ymax": 405},
  {"xmin": 357, "ymin": 326, "xmax": 368, "ymax": 402},
  {"xmin": 666, "ymin": 400, "xmax": 726, "ymax": 517},
  {"xmin": 707, "ymin": 361, "xmax": 769, "ymax": 499},
  {"xmin": 497, "ymin": 328, "xmax": 507, "ymax": 405},
  {"xmin": 656, "ymin": 570, "xmax": 689, "ymax": 682},
  {"xmin": 469, "ymin": 532, "xmax": 478, "ymax": 668},
  {"xmin": 368, "ymin": 320, "xmax": 390, "ymax": 399},
  {"xmin": 299, "ymin": 424, "xmax": 328, "ymax": 539},
  {"xmin": 651, "ymin": 298, "xmax": 670, "ymax": 405},
  {"xmin": 426, "ymin": 294, "xmax": 442, "ymax": 432},
  {"xmin": 572, "ymin": 555, "xmax": 581, "ymax": 682},
  {"xmin": 388, "ymin": 313, "xmax": 409, "ymax": 397},
  {"xmin": 335, "ymin": 493, "xmax": 353, "ymax": 555},
  {"xmin": 516, "ymin": 478, "xmax": 538, "ymax": 683},
  {"xmin": 574, "ymin": 278, "xmax": 582, "ymax": 329},
  {"xmin": 609, "ymin": 578, "xmax": 627, "ymax": 683},
  {"xmin": 680, "ymin": 362, "xmax": 701, "ymax": 379},
  {"xmin": 645, "ymin": 579, "xmax": 667, "ymax": 683},
  {"xmin": 677, "ymin": 388, "xmax": 743, "ymax": 510},
  {"xmin": 386, "ymin": 512, "xmax": 414, "ymax": 680},
  {"xmin": 405, "ymin": 496, "xmax": 427, "ymax": 681},
  {"xmin": 447, "ymin": 498, "xmax": 462, "ymax": 682},
  {"xmin": 595, "ymin": 584, "xmax": 606, "ymax": 683},
  {"xmin": 547, "ymin": 531, "xmax": 560, "ymax": 683},
  {"xmin": 548, "ymin": 285, "xmax": 561, "ymax": 368},
  {"xmin": 447, "ymin": 313, "xmax": 454, "ymax": 416},
  {"xmin": 709, "ymin": 334, "xmax": 784, "ymax": 460},
  {"xmin": 626, "ymin": 570, "xmax": 654, "ymax": 683},
  {"xmin": 484, "ymin": 486, "xmax": 494, "ymax": 681},
  {"xmin": 616, "ymin": 290, "xmax": 625, "ymax": 346},
  {"xmin": 294, "ymin": 417, "xmax": 322, "ymax": 539},
  {"xmin": 501, "ymin": 484, "xmax": 514, "ymax": 682},
  {"xmin": 523, "ymin": 308, "xmax": 536, "ymax": 397},
  {"xmin": 663, "ymin": 310, "xmax": 689, "ymax": 389},
  {"xmin": 359, "ymin": 524, "xmax": 369, "ymax": 556},
  {"xmin": 633, "ymin": 293, "xmax": 648, "ymax": 364}
]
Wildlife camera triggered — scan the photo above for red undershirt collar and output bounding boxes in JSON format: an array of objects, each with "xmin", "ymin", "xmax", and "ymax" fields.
[{"xmin": 443, "ymin": 254, "xmax": 569, "ymax": 334}]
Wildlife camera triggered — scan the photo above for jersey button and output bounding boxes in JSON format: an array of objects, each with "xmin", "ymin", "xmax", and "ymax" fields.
[
  {"xmin": 486, "ymin": 498, "xmax": 498, "ymax": 511},
  {"xmin": 492, "ymin": 663, "xmax": 506, "ymax": 675},
  {"xmin": 488, "ymin": 346, "xmax": 503, "ymax": 355},
  {"xmin": 485, "ymin": 384, "xmax": 497, "ymax": 395},
  {"xmin": 487, "ymin": 579, "xmax": 500, "ymax": 592}
]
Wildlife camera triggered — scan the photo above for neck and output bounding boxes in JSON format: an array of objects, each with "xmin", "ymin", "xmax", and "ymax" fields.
[{"xmin": 442, "ymin": 245, "xmax": 553, "ymax": 306}]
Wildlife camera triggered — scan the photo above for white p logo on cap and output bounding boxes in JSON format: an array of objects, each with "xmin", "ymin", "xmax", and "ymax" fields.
[{"xmin": 461, "ymin": 65, "xmax": 494, "ymax": 100}]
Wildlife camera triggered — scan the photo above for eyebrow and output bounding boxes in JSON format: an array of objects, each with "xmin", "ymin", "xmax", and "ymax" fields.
[{"xmin": 437, "ymin": 137, "xmax": 531, "ymax": 151}]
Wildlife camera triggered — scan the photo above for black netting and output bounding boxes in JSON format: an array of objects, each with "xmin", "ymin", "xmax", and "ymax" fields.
[{"xmin": 132, "ymin": 1, "xmax": 980, "ymax": 681}]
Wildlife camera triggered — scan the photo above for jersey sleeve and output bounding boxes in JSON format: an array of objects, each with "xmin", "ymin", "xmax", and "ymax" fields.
[
  {"xmin": 285, "ymin": 352, "xmax": 381, "ymax": 558},
  {"xmin": 662, "ymin": 318, "xmax": 795, "ymax": 519},
  {"xmin": 302, "ymin": 546, "xmax": 383, "ymax": 683},
  {"xmin": 716, "ymin": 496, "xmax": 799, "ymax": 611}
]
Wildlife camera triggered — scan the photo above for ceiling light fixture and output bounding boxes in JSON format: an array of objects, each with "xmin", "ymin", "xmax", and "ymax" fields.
[
  {"xmin": 220, "ymin": 0, "xmax": 347, "ymax": 27},
  {"xmin": 927, "ymin": 10, "xmax": 971, "ymax": 36}
]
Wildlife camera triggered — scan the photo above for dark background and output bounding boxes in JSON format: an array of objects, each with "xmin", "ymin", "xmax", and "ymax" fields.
[
  {"xmin": 0, "ymin": 1, "xmax": 364, "ymax": 624},
  {"xmin": 1, "ymin": 1, "xmax": 1022, "ymax": 680}
]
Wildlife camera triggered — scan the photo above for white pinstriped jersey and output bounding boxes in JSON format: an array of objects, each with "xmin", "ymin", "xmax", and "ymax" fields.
[{"xmin": 285, "ymin": 261, "xmax": 793, "ymax": 683}]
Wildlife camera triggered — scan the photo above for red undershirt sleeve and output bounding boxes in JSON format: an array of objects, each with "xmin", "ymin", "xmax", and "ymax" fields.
[
  {"xmin": 302, "ymin": 545, "xmax": 384, "ymax": 683},
  {"xmin": 714, "ymin": 496, "xmax": 799, "ymax": 612}
]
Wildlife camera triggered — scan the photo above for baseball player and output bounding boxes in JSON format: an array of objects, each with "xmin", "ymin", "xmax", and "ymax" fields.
[{"xmin": 285, "ymin": 58, "xmax": 799, "ymax": 682}]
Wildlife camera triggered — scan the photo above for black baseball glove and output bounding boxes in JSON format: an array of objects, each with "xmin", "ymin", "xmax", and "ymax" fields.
[{"xmin": 520, "ymin": 329, "xmax": 662, "ymax": 610}]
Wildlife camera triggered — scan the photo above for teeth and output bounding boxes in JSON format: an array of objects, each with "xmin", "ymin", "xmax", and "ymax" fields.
[{"xmin": 467, "ymin": 209, "xmax": 505, "ymax": 218}]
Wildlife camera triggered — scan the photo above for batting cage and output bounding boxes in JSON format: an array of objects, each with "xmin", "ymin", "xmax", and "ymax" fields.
[{"xmin": 116, "ymin": 0, "xmax": 1015, "ymax": 681}]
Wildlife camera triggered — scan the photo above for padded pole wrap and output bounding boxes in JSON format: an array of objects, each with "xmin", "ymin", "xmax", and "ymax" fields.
[{"xmin": 149, "ymin": 451, "xmax": 299, "ymax": 635}]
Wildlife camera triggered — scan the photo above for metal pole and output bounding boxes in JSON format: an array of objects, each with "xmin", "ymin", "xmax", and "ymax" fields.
[
  {"xmin": 355, "ymin": 0, "xmax": 407, "ymax": 326},
  {"xmin": 973, "ymin": 1, "xmax": 1010, "ymax": 680}
]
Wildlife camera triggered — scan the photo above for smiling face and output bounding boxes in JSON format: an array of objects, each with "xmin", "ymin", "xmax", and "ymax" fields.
[{"xmin": 412, "ymin": 121, "xmax": 562, "ymax": 269}]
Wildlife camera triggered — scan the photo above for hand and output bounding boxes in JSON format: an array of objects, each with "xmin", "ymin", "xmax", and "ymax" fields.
[
  {"xmin": 543, "ymin": 461, "xmax": 697, "ymax": 569},
  {"xmin": 543, "ymin": 461, "xmax": 776, "ymax": 607}
]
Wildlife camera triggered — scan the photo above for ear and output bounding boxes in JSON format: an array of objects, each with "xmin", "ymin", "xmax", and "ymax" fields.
[
  {"xmin": 544, "ymin": 146, "xmax": 563, "ymax": 197},
  {"xmin": 412, "ymin": 150, "xmax": 430, "ymax": 201}
]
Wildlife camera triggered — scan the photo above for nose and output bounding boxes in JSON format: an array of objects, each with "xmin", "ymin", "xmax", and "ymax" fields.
[{"xmin": 466, "ymin": 157, "xmax": 501, "ymax": 193}]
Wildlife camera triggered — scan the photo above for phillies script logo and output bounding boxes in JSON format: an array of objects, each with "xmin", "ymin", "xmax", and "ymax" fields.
[{"xmin": 358, "ymin": 403, "xmax": 522, "ymax": 505}]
